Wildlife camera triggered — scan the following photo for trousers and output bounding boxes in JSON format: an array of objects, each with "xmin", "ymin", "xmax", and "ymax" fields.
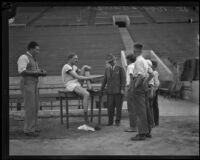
[
  {"xmin": 107, "ymin": 94, "xmax": 123, "ymax": 124},
  {"xmin": 127, "ymin": 81, "xmax": 137, "ymax": 129},
  {"xmin": 21, "ymin": 78, "xmax": 39, "ymax": 133},
  {"xmin": 146, "ymin": 90, "xmax": 155, "ymax": 133},
  {"xmin": 132, "ymin": 76, "xmax": 149, "ymax": 134},
  {"xmin": 152, "ymin": 90, "xmax": 159, "ymax": 126}
]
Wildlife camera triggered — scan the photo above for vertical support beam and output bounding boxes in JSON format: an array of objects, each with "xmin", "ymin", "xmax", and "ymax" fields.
[
  {"xmin": 60, "ymin": 96, "xmax": 63, "ymax": 124},
  {"xmin": 66, "ymin": 99, "xmax": 69, "ymax": 128}
]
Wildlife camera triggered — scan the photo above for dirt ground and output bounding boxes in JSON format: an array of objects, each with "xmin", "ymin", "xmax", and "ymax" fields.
[{"xmin": 9, "ymin": 115, "xmax": 199, "ymax": 155}]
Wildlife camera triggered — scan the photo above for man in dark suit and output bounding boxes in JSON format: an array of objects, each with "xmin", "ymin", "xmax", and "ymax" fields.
[{"xmin": 101, "ymin": 54, "xmax": 126, "ymax": 126}]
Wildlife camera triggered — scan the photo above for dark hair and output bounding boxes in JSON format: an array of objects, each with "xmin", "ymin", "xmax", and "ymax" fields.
[
  {"xmin": 67, "ymin": 53, "xmax": 77, "ymax": 60},
  {"xmin": 27, "ymin": 41, "xmax": 39, "ymax": 50},
  {"xmin": 126, "ymin": 54, "xmax": 136, "ymax": 63},
  {"xmin": 151, "ymin": 60, "xmax": 158, "ymax": 68},
  {"xmin": 134, "ymin": 43, "xmax": 143, "ymax": 50}
]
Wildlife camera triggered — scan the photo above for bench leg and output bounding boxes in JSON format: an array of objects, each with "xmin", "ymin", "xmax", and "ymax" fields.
[
  {"xmin": 66, "ymin": 99, "xmax": 69, "ymax": 128},
  {"xmin": 60, "ymin": 97, "xmax": 63, "ymax": 124},
  {"xmin": 90, "ymin": 96, "xmax": 94, "ymax": 122},
  {"xmin": 98, "ymin": 96, "xmax": 102, "ymax": 125}
]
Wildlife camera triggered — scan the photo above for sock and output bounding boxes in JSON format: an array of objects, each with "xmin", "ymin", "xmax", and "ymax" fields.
[{"xmin": 84, "ymin": 111, "xmax": 89, "ymax": 124}]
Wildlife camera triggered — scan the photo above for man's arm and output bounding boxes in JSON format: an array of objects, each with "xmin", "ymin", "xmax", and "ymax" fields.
[
  {"xmin": 154, "ymin": 71, "xmax": 160, "ymax": 90},
  {"xmin": 18, "ymin": 55, "xmax": 43, "ymax": 77},
  {"xmin": 68, "ymin": 70, "xmax": 91, "ymax": 80},
  {"xmin": 120, "ymin": 67, "xmax": 126, "ymax": 93},
  {"xmin": 20, "ymin": 70, "xmax": 41, "ymax": 77},
  {"xmin": 101, "ymin": 68, "xmax": 107, "ymax": 91}
]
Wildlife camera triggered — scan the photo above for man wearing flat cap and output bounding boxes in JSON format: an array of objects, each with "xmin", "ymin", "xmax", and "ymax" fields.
[{"xmin": 101, "ymin": 54, "xmax": 126, "ymax": 126}]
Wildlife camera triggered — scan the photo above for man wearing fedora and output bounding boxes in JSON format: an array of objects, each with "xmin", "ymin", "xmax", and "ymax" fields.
[{"xmin": 101, "ymin": 54, "xmax": 126, "ymax": 126}]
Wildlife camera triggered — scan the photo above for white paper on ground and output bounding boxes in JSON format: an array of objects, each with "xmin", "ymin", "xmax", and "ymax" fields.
[{"xmin": 77, "ymin": 124, "xmax": 95, "ymax": 131}]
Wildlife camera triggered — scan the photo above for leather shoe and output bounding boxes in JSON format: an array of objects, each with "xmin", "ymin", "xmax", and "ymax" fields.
[
  {"xmin": 131, "ymin": 134, "xmax": 146, "ymax": 141},
  {"xmin": 145, "ymin": 133, "xmax": 152, "ymax": 138}
]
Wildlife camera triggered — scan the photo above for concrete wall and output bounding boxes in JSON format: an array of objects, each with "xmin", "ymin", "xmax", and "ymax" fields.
[
  {"xmin": 182, "ymin": 81, "xmax": 199, "ymax": 104},
  {"xmin": 142, "ymin": 50, "xmax": 174, "ymax": 81}
]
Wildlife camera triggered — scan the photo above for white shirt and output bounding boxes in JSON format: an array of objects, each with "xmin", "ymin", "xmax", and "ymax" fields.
[
  {"xmin": 153, "ymin": 71, "xmax": 160, "ymax": 90},
  {"xmin": 17, "ymin": 51, "xmax": 32, "ymax": 74},
  {"xmin": 126, "ymin": 63, "xmax": 135, "ymax": 86},
  {"xmin": 149, "ymin": 71, "xmax": 160, "ymax": 90},
  {"xmin": 132, "ymin": 55, "xmax": 148, "ymax": 77},
  {"xmin": 61, "ymin": 64, "xmax": 79, "ymax": 85}
]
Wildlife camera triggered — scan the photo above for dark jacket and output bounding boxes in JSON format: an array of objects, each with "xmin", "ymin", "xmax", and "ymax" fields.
[{"xmin": 101, "ymin": 65, "xmax": 126, "ymax": 94}]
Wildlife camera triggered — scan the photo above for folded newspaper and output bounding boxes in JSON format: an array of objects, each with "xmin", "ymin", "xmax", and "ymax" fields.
[{"xmin": 77, "ymin": 124, "xmax": 95, "ymax": 131}]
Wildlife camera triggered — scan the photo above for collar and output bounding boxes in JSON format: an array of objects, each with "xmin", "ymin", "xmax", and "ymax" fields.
[
  {"xmin": 26, "ymin": 51, "xmax": 33, "ymax": 57},
  {"xmin": 136, "ymin": 55, "xmax": 143, "ymax": 60},
  {"xmin": 110, "ymin": 64, "xmax": 116, "ymax": 70}
]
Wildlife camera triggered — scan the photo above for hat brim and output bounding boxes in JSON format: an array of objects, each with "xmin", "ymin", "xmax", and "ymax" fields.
[{"xmin": 105, "ymin": 57, "xmax": 116, "ymax": 63}]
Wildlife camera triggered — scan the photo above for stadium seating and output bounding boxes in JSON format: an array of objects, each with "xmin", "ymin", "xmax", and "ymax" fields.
[
  {"xmin": 143, "ymin": 7, "xmax": 199, "ymax": 23},
  {"xmin": 9, "ymin": 26, "xmax": 124, "ymax": 76},
  {"xmin": 10, "ymin": 6, "xmax": 199, "ymax": 77},
  {"xmin": 95, "ymin": 6, "xmax": 148, "ymax": 24},
  {"xmin": 12, "ymin": 7, "xmax": 49, "ymax": 25},
  {"xmin": 127, "ymin": 23, "xmax": 199, "ymax": 63},
  {"xmin": 32, "ymin": 7, "xmax": 90, "ymax": 26}
]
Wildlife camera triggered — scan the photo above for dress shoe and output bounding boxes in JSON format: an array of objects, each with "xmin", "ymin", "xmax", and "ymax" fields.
[
  {"xmin": 131, "ymin": 134, "xmax": 146, "ymax": 141},
  {"xmin": 115, "ymin": 122, "xmax": 120, "ymax": 126},
  {"xmin": 145, "ymin": 133, "xmax": 152, "ymax": 138},
  {"xmin": 94, "ymin": 126, "xmax": 101, "ymax": 130},
  {"xmin": 25, "ymin": 132, "xmax": 39, "ymax": 137}
]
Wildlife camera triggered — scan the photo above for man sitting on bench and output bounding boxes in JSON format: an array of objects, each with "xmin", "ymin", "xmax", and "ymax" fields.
[{"xmin": 61, "ymin": 53, "xmax": 93, "ymax": 125}]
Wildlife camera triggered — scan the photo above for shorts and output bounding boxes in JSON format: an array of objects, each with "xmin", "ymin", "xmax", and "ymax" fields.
[{"xmin": 65, "ymin": 80, "xmax": 81, "ymax": 92}]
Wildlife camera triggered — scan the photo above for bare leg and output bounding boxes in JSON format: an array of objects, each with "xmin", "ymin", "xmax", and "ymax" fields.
[
  {"xmin": 80, "ymin": 65, "xmax": 92, "ymax": 89},
  {"xmin": 74, "ymin": 86, "xmax": 90, "ymax": 124}
]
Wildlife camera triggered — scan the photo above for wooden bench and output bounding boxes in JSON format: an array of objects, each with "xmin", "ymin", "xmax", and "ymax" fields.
[
  {"xmin": 159, "ymin": 81, "xmax": 184, "ymax": 99},
  {"xmin": 159, "ymin": 81, "xmax": 175, "ymax": 98},
  {"xmin": 58, "ymin": 89, "xmax": 104, "ymax": 128},
  {"xmin": 9, "ymin": 84, "xmax": 83, "ymax": 110}
]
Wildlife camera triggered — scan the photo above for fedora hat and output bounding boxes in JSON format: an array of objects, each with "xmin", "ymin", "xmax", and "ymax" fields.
[{"xmin": 105, "ymin": 54, "xmax": 116, "ymax": 63}]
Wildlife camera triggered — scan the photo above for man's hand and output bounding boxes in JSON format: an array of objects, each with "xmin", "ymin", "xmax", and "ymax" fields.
[
  {"xmin": 149, "ymin": 92, "xmax": 154, "ymax": 99},
  {"xmin": 35, "ymin": 69, "xmax": 47, "ymax": 77},
  {"xmin": 83, "ymin": 65, "xmax": 91, "ymax": 71},
  {"xmin": 126, "ymin": 85, "xmax": 131, "ymax": 91},
  {"xmin": 149, "ymin": 88, "xmax": 154, "ymax": 99},
  {"xmin": 32, "ymin": 71, "xmax": 40, "ymax": 77},
  {"xmin": 39, "ymin": 69, "xmax": 47, "ymax": 76}
]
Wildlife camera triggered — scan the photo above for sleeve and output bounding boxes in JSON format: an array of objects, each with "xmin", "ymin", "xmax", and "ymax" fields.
[
  {"xmin": 120, "ymin": 67, "xmax": 126, "ymax": 91},
  {"xmin": 126, "ymin": 66, "xmax": 131, "ymax": 85},
  {"xmin": 101, "ymin": 68, "xmax": 107, "ymax": 90},
  {"xmin": 129, "ymin": 64, "xmax": 135, "ymax": 76},
  {"xmin": 17, "ymin": 55, "xmax": 29, "ymax": 74},
  {"xmin": 148, "ymin": 77, "xmax": 154, "ymax": 86},
  {"xmin": 64, "ymin": 64, "xmax": 73, "ymax": 74},
  {"xmin": 133, "ymin": 59, "xmax": 143, "ymax": 76},
  {"xmin": 154, "ymin": 71, "xmax": 160, "ymax": 89}
]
